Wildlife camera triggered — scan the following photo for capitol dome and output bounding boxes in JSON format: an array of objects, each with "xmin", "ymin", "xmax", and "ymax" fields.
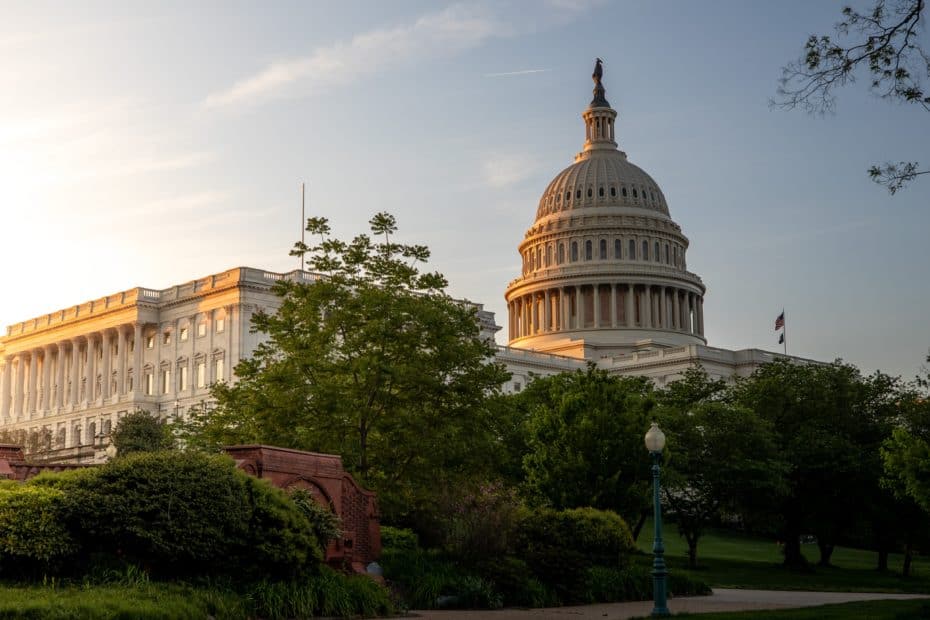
[{"xmin": 504, "ymin": 61, "xmax": 706, "ymax": 360}]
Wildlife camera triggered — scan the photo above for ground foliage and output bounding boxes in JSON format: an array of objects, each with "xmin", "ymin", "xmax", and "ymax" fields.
[{"xmin": 179, "ymin": 213, "xmax": 509, "ymax": 520}]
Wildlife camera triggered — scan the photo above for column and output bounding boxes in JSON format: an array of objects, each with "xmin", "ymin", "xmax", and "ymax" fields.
[
  {"xmin": 14, "ymin": 353, "xmax": 26, "ymax": 419},
  {"xmin": 101, "ymin": 331, "xmax": 112, "ymax": 400},
  {"xmin": 642, "ymin": 285, "xmax": 652, "ymax": 329},
  {"xmin": 55, "ymin": 343, "xmax": 66, "ymax": 409},
  {"xmin": 610, "ymin": 284, "xmax": 617, "ymax": 328},
  {"xmin": 659, "ymin": 287, "xmax": 667, "ymax": 329},
  {"xmin": 575, "ymin": 286, "xmax": 583, "ymax": 329},
  {"xmin": 41, "ymin": 345, "xmax": 52, "ymax": 411},
  {"xmin": 84, "ymin": 335, "xmax": 95, "ymax": 404},
  {"xmin": 26, "ymin": 351, "xmax": 38, "ymax": 416},
  {"xmin": 697, "ymin": 297, "xmax": 705, "ymax": 336},
  {"xmin": 687, "ymin": 293, "xmax": 694, "ymax": 334},
  {"xmin": 560, "ymin": 288, "xmax": 568, "ymax": 330},
  {"xmin": 593, "ymin": 285, "xmax": 601, "ymax": 328},
  {"xmin": 70, "ymin": 338, "xmax": 80, "ymax": 406},
  {"xmin": 1, "ymin": 357, "xmax": 11, "ymax": 421},
  {"xmin": 672, "ymin": 290, "xmax": 680, "ymax": 331},
  {"xmin": 543, "ymin": 289, "xmax": 552, "ymax": 332},
  {"xmin": 626, "ymin": 283, "xmax": 635, "ymax": 327},
  {"xmin": 117, "ymin": 327, "xmax": 127, "ymax": 396},
  {"xmin": 133, "ymin": 323, "xmax": 143, "ymax": 397}
]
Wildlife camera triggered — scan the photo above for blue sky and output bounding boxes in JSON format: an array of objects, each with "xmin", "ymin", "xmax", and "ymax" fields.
[{"xmin": 1, "ymin": 0, "xmax": 928, "ymax": 379}]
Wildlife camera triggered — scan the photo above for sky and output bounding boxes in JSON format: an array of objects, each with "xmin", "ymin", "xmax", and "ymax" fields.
[{"xmin": 1, "ymin": 0, "xmax": 928, "ymax": 379}]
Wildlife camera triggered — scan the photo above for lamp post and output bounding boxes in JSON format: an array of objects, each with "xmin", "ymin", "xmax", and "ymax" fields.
[{"xmin": 644, "ymin": 422, "xmax": 669, "ymax": 617}]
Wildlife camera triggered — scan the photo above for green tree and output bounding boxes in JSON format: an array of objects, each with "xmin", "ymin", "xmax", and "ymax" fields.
[
  {"xmin": 181, "ymin": 213, "xmax": 509, "ymax": 520},
  {"xmin": 657, "ymin": 368, "xmax": 787, "ymax": 568},
  {"xmin": 519, "ymin": 368, "xmax": 655, "ymax": 538},
  {"xmin": 731, "ymin": 359, "xmax": 897, "ymax": 568},
  {"xmin": 882, "ymin": 362, "xmax": 930, "ymax": 516},
  {"xmin": 775, "ymin": 0, "xmax": 929, "ymax": 193},
  {"xmin": 111, "ymin": 409, "xmax": 174, "ymax": 456}
]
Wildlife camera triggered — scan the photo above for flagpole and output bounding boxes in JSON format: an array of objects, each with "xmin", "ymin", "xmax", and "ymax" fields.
[
  {"xmin": 782, "ymin": 308, "xmax": 787, "ymax": 355},
  {"xmin": 299, "ymin": 182, "xmax": 306, "ymax": 271}
]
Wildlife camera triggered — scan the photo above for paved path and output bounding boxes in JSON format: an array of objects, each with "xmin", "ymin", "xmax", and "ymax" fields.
[{"xmin": 408, "ymin": 589, "xmax": 930, "ymax": 619}]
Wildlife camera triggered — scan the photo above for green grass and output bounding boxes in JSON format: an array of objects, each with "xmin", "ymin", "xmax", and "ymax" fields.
[
  {"xmin": 650, "ymin": 598, "xmax": 930, "ymax": 619},
  {"xmin": 635, "ymin": 520, "xmax": 930, "ymax": 594}
]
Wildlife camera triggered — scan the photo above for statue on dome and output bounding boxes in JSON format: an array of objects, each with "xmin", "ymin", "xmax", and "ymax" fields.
[{"xmin": 593, "ymin": 58, "xmax": 604, "ymax": 85}]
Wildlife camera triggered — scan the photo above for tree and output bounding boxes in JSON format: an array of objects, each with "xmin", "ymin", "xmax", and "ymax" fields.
[
  {"xmin": 657, "ymin": 368, "xmax": 787, "ymax": 568},
  {"xmin": 181, "ymin": 213, "xmax": 509, "ymax": 520},
  {"xmin": 519, "ymin": 368, "xmax": 656, "ymax": 539},
  {"xmin": 882, "ymin": 371, "xmax": 930, "ymax": 516},
  {"xmin": 111, "ymin": 410, "xmax": 175, "ymax": 456},
  {"xmin": 731, "ymin": 359, "xmax": 895, "ymax": 568},
  {"xmin": 775, "ymin": 0, "xmax": 929, "ymax": 193}
]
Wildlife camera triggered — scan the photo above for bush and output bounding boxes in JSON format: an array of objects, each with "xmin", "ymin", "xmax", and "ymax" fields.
[
  {"xmin": 514, "ymin": 507, "xmax": 636, "ymax": 603},
  {"xmin": 380, "ymin": 547, "xmax": 503, "ymax": 610},
  {"xmin": 380, "ymin": 526, "xmax": 419, "ymax": 551},
  {"xmin": 440, "ymin": 481, "xmax": 524, "ymax": 561},
  {"xmin": 0, "ymin": 485, "xmax": 74, "ymax": 573},
  {"xmin": 110, "ymin": 410, "xmax": 175, "ymax": 455},
  {"xmin": 32, "ymin": 451, "xmax": 320, "ymax": 580},
  {"xmin": 471, "ymin": 556, "xmax": 554, "ymax": 607},
  {"xmin": 246, "ymin": 567, "xmax": 394, "ymax": 619},
  {"xmin": 289, "ymin": 489, "xmax": 343, "ymax": 549}
]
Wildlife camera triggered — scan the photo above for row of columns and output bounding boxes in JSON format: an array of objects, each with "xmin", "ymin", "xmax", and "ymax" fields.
[
  {"xmin": 0, "ymin": 323, "xmax": 145, "ymax": 424},
  {"xmin": 508, "ymin": 283, "xmax": 704, "ymax": 341}
]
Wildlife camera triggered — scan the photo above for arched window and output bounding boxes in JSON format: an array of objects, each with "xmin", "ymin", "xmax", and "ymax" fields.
[
  {"xmin": 614, "ymin": 239, "xmax": 621, "ymax": 258},
  {"xmin": 610, "ymin": 187, "xmax": 617, "ymax": 197},
  {"xmin": 598, "ymin": 187, "xmax": 604, "ymax": 197},
  {"xmin": 632, "ymin": 188, "xmax": 638, "ymax": 198},
  {"xmin": 536, "ymin": 247, "xmax": 542, "ymax": 269},
  {"xmin": 558, "ymin": 243, "xmax": 565, "ymax": 264},
  {"xmin": 622, "ymin": 187, "xmax": 628, "ymax": 197},
  {"xmin": 571, "ymin": 242, "xmax": 579, "ymax": 262},
  {"xmin": 642, "ymin": 240, "xmax": 649, "ymax": 260},
  {"xmin": 654, "ymin": 241, "xmax": 660, "ymax": 262},
  {"xmin": 546, "ymin": 245, "xmax": 552, "ymax": 266},
  {"xmin": 576, "ymin": 189, "xmax": 581, "ymax": 200},
  {"xmin": 673, "ymin": 246, "xmax": 678, "ymax": 266},
  {"xmin": 665, "ymin": 244, "xmax": 670, "ymax": 264},
  {"xmin": 587, "ymin": 188, "xmax": 593, "ymax": 198},
  {"xmin": 585, "ymin": 240, "xmax": 593, "ymax": 260},
  {"xmin": 599, "ymin": 239, "xmax": 607, "ymax": 259},
  {"xmin": 629, "ymin": 239, "xmax": 636, "ymax": 259}
]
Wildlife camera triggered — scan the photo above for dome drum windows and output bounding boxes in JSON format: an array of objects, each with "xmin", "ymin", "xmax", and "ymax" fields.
[
  {"xmin": 628, "ymin": 239, "xmax": 636, "ymax": 259},
  {"xmin": 642, "ymin": 240, "xmax": 649, "ymax": 261},
  {"xmin": 654, "ymin": 241, "xmax": 660, "ymax": 262},
  {"xmin": 585, "ymin": 240, "xmax": 593, "ymax": 261},
  {"xmin": 599, "ymin": 239, "xmax": 607, "ymax": 260},
  {"xmin": 598, "ymin": 186, "xmax": 605, "ymax": 198},
  {"xmin": 571, "ymin": 242, "xmax": 579, "ymax": 262},
  {"xmin": 614, "ymin": 239, "xmax": 621, "ymax": 259},
  {"xmin": 558, "ymin": 243, "xmax": 565, "ymax": 264}
]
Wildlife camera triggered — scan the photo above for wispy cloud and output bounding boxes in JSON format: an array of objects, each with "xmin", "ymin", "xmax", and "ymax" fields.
[
  {"xmin": 484, "ymin": 69, "xmax": 549, "ymax": 78},
  {"xmin": 483, "ymin": 153, "xmax": 540, "ymax": 188},
  {"xmin": 203, "ymin": 4, "xmax": 508, "ymax": 109}
]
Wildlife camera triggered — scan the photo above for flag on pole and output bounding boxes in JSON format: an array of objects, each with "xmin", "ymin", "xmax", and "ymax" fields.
[
  {"xmin": 778, "ymin": 333, "xmax": 785, "ymax": 344},
  {"xmin": 774, "ymin": 311, "xmax": 785, "ymax": 330}
]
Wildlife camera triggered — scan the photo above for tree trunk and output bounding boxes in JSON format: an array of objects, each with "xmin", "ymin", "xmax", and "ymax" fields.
[
  {"xmin": 817, "ymin": 541, "xmax": 834, "ymax": 567},
  {"xmin": 688, "ymin": 539, "xmax": 698, "ymax": 569},
  {"xmin": 903, "ymin": 543, "xmax": 913, "ymax": 578},
  {"xmin": 631, "ymin": 511, "xmax": 648, "ymax": 541},
  {"xmin": 877, "ymin": 549, "xmax": 889, "ymax": 572},
  {"xmin": 782, "ymin": 531, "xmax": 806, "ymax": 569}
]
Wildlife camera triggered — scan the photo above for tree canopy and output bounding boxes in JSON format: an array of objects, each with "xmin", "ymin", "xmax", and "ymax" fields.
[
  {"xmin": 181, "ymin": 213, "xmax": 509, "ymax": 520},
  {"xmin": 775, "ymin": 0, "xmax": 928, "ymax": 193}
]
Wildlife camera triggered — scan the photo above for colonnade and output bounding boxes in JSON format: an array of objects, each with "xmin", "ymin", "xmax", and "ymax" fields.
[
  {"xmin": 0, "ymin": 323, "xmax": 146, "ymax": 424},
  {"xmin": 508, "ymin": 283, "xmax": 703, "ymax": 340}
]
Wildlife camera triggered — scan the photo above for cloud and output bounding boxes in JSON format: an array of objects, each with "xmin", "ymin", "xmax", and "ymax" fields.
[
  {"xmin": 484, "ymin": 69, "xmax": 549, "ymax": 78},
  {"xmin": 203, "ymin": 4, "xmax": 508, "ymax": 109},
  {"xmin": 483, "ymin": 153, "xmax": 540, "ymax": 188}
]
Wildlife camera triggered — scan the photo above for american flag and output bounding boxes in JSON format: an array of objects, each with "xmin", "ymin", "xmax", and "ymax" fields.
[{"xmin": 774, "ymin": 311, "xmax": 785, "ymax": 330}]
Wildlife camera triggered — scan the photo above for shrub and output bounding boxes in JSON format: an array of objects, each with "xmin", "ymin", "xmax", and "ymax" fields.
[
  {"xmin": 289, "ymin": 489, "xmax": 342, "ymax": 549},
  {"xmin": 471, "ymin": 556, "xmax": 554, "ymax": 607},
  {"xmin": 110, "ymin": 410, "xmax": 174, "ymax": 455},
  {"xmin": 440, "ymin": 481, "xmax": 524, "ymax": 561},
  {"xmin": 35, "ymin": 451, "xmax": 320, "ymax": 580},
  {"xmin": 380, "ymin": 526, "xmax": 418, "ymax": 551},
  {"xmin": 246, "ymin": 567, "xmax": 394, "ymax": 619},
  {"xmin": 0, "ymin": 485, "xmax": 74, "ymax": 573}
]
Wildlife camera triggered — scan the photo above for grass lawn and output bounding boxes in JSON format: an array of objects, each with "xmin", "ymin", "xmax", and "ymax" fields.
[
  {"xmin": 635, "ymin": 520, "xmax": 930, "ymax": 594},
  {"xmin": 649, "ymin": 598, "xmax": 930, "ymax": 619}
]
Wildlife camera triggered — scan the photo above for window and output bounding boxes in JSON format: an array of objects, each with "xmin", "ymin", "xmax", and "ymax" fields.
[
  {"xmin": 665, "ymin": 244, "xmax": 670, "ymax": 264},
  {"xmin": 536, "ymin": 247, "xmax": 542, "ymax": 269},
  {"xmin": 178, "ymin": 366, "xmax": 188, "ymax": 391},
  {"xmin": 558, "ymin": 243, "xmax": 565, "ymax": 264},
  {"xmin": 587, "ymin": 188, "xmax": 593, "ymax": 198},
  {"xmin": 621, "ymin": 187, "xmax": 627, "ymax": 197},
  {"xmin": 655, "ymin": 241, "xmax": 660, "ymax": 261},
  {"xmin": 614, "ymin": 239, "xmax": 621, "ymax": 259},
  {"xmin": 160, "ymin": 369, "xmax": 170, "ymax": 394},
  {"xmin": 610, "ymin": 186, "xmax": 617, "ymax": 197},
  {"xmin": 216, "ymin": 318, "xmax": 225, "ymax": 333},
  {"xmin": 633, "ymin": 188, "xmax": 638, "ymax": 198},
  {"xmin": 214, "ymin": 358, "xmax": 225, "ymax": 382},
  {"xmin": 575, "ymin": 189, "xmax": 581, "ymax": 200},
  {"xmin": 180, "ymin": 327, "xmax": 189, "ymax": 342},
  {"xmin": 163, "ymin": 331, "xmax": 171, "ymax": 345},
  {"xmin": 197, "ymin": 362, "xmax": 206, "ymax": 388},
  {"xmin": 599, "ymin": 239, "xmax": 607, "ymax": 259},
  {"xmin": 571, "ymin": 242, "xmax": 578, "ymax": 262},
  {"xmin": 584, "ymin": 240, "xmax": 592, "ymax": 261},
  {"xmin": 513, "ymin": 382, "xmax": 522, "ymax": 393},
  {"xmin": 598, "ymin": 187, "xmax": 604, "ymax": 197},
  {"xmin": 144, "ymin": 373, "xmax": 154, "ymax": 396},
  {"xmin": 145, "ymin": 335, "xmax": 155, "ymax": 349},
  {"xmin": 128, "ymin": 374, "xmax": 134, "ymax": 392},
  {"xmin": 197, "ymin": 322, "xmax": 206, "ymax": 337},
  {"xmin": 546, "ymin": 245, "xmax": 552, "ymax": 266},
  {"xmin": 642, "ymin": 240, "xmax": 649, "ymax": 260},
  {"xmin": 629, "ymin": 239, "xmax": 636, "ymax": 259}
]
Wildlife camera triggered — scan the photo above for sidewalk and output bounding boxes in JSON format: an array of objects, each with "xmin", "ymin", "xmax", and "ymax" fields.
[{"xmin": 408, "ymin": 589, "xmax": 930, "ymax": 619}]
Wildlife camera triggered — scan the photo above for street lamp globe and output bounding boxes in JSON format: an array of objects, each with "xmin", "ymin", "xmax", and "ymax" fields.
[{"xmin": 644, "ymin": 422, "xmax": 666, "ymax": 453}]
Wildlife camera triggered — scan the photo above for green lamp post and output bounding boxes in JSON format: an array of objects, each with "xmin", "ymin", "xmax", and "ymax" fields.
[{"xmin": 645, "ymin": 421, "xmax": 669, "ymax": 617}]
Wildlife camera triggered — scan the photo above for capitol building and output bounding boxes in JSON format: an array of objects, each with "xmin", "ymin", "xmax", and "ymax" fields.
[{"xmin": 0, "ymin": 66, "xmax": 805, "ymax": 462}]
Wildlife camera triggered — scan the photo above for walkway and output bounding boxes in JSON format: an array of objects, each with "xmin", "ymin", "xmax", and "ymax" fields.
[{"xmin": 409, "ymin": 589, "xmax": 930, "ymax": 619}]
